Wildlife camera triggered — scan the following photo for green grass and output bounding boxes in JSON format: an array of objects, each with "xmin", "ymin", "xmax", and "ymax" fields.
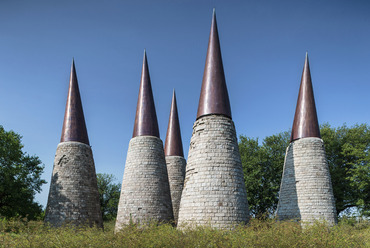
[{"xmin": 0, "ymin": 218, "xmax": 369, "ymax": 247}]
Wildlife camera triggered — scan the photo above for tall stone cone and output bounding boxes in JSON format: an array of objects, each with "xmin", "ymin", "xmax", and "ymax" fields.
[
  {"xmin": 115, "ymin": 51, "xmax": 173, "ymax": 231},
  {"xmin": 164, "ymin": 90, "xmax": 186, "ymax": 224},
  {"xmin": 276, "ymin": 54, "xmax": 337, "ymax": 225},
  {"xmin": 45, "ymin": 60, "xmax": 103, "ymax": 227},
  {"xmin": 177, "ymin": 10, "xmax": 249, "ymax": 229}
]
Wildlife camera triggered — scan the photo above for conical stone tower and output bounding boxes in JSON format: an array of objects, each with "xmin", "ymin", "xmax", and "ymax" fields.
[
  {"xmin": 276, "ymin": 54, "xmax": 337, "ymax": 225},
  {"xmin": 164, "ymin": 90, "xmax": 186, "ymax": 224},
  {"xmin": 177, "ymin": 10, "xmax": 249, "ymax": 229},
  {"xmin": 45, "ymin": 60, "xmax": 103, "ymax": 227},
  {"xmin": 115, "ymin": 51, "xmax": 173, "ymax": 231}
]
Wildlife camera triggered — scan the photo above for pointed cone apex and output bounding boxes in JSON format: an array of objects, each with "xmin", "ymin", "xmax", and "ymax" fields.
[
  {"xmin": 132, "ymin": 51, "xmax": 160, "ymax": 138},
  {"xmin": 60, "ymin": 60, "xmax": 90, "ymax": 145},
  {"xmin": 196, "ymin": 10, "xmax": 232, "ymax": 119},
  {"xmin": 290, "ymin": 54, "xmax": 321, "ymax": 142},
  {"xmin": 164, "ymin": 90, "xmax": 184, "ymax": 157}
]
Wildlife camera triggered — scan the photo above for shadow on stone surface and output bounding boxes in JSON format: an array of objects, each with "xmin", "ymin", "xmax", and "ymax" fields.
[
  {"xmin": 44, "ymin": 172, "xmax": 72, "ymax": 226},
  {"xmin": 44, "ymin": 143, "xmax": 103, "ymax": 228},
  {"xmin": 276, "ymin": 143, "xmax": 301, "ymax": 221}
]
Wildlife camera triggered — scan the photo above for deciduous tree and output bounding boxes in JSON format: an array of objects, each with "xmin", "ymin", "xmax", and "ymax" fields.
[
  {"xmin": 97, "ymin": 173, "xmax": 121, "ymax": 221},
  {"xmin": 321, "ymin": 123, "xmax": 369, "ymax": 216},
  {"xmin": 0, "ymin": 126, "xmax": 45, "ymax": 219},
  {"xmin": 239, "ymin": 132, "xmax": 289, "ymax": 218},
  {"xmin": 239, "ymin": 123, "xmax": 370, "ymax": 217}
]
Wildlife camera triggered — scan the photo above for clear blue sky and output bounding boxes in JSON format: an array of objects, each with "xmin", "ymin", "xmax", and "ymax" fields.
[{"xmin": 1, "ymin": 0, "xmax": 369, "ymax": 208}]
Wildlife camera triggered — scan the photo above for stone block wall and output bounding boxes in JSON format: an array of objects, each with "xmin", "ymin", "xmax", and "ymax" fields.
[
  {"xmin": 177, "ymin": 115, "xmax": 249, "ymax": 229},
  {"xmin": 45, "ymin": 142, "xmax": 103, "ymax": 227},
  {"xmin": 165, "ymin": 155, "xmax": 186, "ymax": 224},
  {"xmin": 115, "ymin": 136, "xmax": 173, "ymax": 231},
  {"xmin": 276, "ymin": 137, "xmax": 337, "ymax": 225}
]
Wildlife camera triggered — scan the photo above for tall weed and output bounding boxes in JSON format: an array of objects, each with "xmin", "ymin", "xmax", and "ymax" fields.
[{"xmin": 0, "ymin": 218, "xmax": 368, "ymax": 247}]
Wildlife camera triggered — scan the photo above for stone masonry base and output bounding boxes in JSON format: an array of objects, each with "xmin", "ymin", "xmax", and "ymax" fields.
[
  {"xmin": 177, "ymin": 115, "xmax": 249, "ymax": 229},
  {"xmin": 45, "ymin": 142, "xmax": 103, "ymax": 227},
  {"xmin": 165, "ymin": 155, "xmax": 186, "ymax": 224},
  {"xmin": 115, "ymin": 136, "xmax": 173, "ymax": 232},
  {"xmin": 276, "ymin": 137, "xmax": 337, "ymax": 225}
]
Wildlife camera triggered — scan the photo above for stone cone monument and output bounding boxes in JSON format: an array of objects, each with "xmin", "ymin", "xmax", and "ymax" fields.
[
  {"xmin": 276, "ymin": 53, "xmax": 337, "ymax": 225},
  {"xmin": 115, "ymin": 51, "xmax": 173, "ymax": 231},
  {"xmin": 45, "ymin": 60, "xmax": 103, "ymax": 227},
  {"xmin": 164, "ymin": 90, "xmax": 186, "ymax": 224},
  {"xmin": 177, "ymin": 10, "xmax": 249, "ymax": 229}
]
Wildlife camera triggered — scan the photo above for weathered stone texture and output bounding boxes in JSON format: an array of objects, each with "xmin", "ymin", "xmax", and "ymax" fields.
[
  {"xmin": 45, "ymin": 142, "xmax": 103, "ymax": 227},
  {"xmin": 115, "ymin": 136, "xmax": 173, "ymax": 231},
  {"xmin": 177, "ymin": 115, "xmax": 249, "ymax": 229},
  {"xmin": 277, "ymin": 137, "xmax": 337, "ymax": 225},
  {"xmin": 165, "ymin": 155, "xmax": 186, "ymax": 224}
]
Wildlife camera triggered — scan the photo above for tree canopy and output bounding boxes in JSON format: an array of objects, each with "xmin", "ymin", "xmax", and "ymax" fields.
[
  {"xmin": 321, "ymin": 123, "xmax": 370, "ymax": 216},
  {"xmin": 97, "ymin": 173, "xmax": 121, "ymax": 221},
  {"xmin": 0, "ymin": 126, "xmax": 46, "ymax": 220},
  {"xmin": 239, "ymin": 123, "xmax": 370, "ymax": 218},
  {"xmin": 239, "ymin": 131, "xmax": 289, "ymax": 218}
]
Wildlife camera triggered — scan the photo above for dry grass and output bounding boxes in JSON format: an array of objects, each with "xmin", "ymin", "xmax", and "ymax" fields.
[{"xmin": 0, "ymin": 218, "xmax": 368, "ymax": 247}]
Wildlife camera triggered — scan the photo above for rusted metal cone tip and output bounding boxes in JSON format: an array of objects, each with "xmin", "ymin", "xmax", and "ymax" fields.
[
  {"xmin": 60, "ymin": 59, "xmax": 90, "ymax": 145},
  {"xmin": 132, "ymin": 51, "xmax": 160, "ymax": 138},
  {"xmin": 196, "ymin": 9, "xmax": 232, "ymax": 119},
  {"xmin": 290, "ymin": 53, "xmax": 321, "ymax": 142},
  {"xmin": 164, "ymin": 90, "xmax": 184, "ymax": 157}
]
